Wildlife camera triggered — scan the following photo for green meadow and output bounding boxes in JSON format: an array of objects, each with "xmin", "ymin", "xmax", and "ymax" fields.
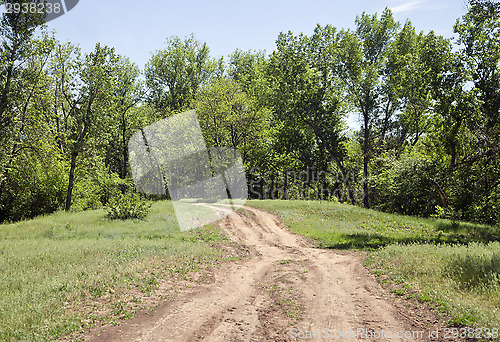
[{"xmin": 0, "ymin": 201, "xmax": 230, "ymax": 341}]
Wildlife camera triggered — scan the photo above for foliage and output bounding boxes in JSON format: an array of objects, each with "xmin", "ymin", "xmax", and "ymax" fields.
[
  {"xmin": 71, "ymin": 156, "xmax": 127, "ymax": 212},
  {"xmin": 0, "ymin": 144, "xmax": 67, "ymax": 222},
  {"xmin": 106, "ymin": 193, "xmax": 152, "ymax": 220},
  {"xmin": 103, "ymin": 57, "xmax": 146, "ymax": 179},
  {"xmin": 266, "ymin": 29, "xmax": 355, "ymax": 203},
  {"xmin": 334, "ymin": 9, "xmax": 399, "ymax": 208},
  {"xmin": 145, "ymin": 34, "xmax": 218, "ymax": 114},
  {"xmin": 371, "ymin": 152, "xmax": 441, "ymax": 217},
  {"xmin": 194, "ymin": 76, "xmax": 268, "ymax": 168}
]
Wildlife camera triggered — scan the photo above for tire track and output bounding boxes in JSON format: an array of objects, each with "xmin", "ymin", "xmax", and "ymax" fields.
[{"xmin": 83, "ymin": 205, "xmax": 430, "ymax": 342}]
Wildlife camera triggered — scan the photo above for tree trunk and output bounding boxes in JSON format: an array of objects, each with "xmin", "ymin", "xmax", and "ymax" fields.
[
  {"xmin": 122, "ymin": 119, "xmax": 128, "ymax": 179},
  {"xmin": 65, "ymin": 151, "xmax": 78, "ymax": 211},
  {"xmin": 308, "ymin": 121, "xmax": 356, "ymax": 205},
  {"xmin": 430, "ymin": 178, "xmax": 449, "ymax": 208},
  {"xmin": 0, "ymin": 53, "xmax": 16, "ymax": 132},
  {"xmin": 363, "ymin": 112, "xmax": 370, "ymax": 209}
]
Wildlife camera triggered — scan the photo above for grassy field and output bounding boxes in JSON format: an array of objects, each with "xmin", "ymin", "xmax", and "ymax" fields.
[
  {"xmin": 0, "ymin": 201, "xmax": 234, "ymax": 341},
  {"xmin": 246, "ymin": 200, "xmax": 500, "ymax": 333}
]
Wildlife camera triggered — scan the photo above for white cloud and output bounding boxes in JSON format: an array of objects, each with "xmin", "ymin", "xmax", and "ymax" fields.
[{"xmin": 389, "ymin": 0, "xmax": 430, "ymax": 14}]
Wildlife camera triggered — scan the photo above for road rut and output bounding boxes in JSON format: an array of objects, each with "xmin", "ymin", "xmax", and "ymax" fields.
[{"xmin": 84, "ymin": 206, "xmax": 433, "ymax": 342}]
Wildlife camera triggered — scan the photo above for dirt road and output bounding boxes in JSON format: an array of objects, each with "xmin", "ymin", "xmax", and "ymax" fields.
[{"xmin": 83, "ymin": 206, "xmax": 437, "ymax": 341}]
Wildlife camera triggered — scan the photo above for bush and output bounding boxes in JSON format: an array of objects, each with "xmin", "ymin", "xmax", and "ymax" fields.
[
  {"xmin": 106, "ymin": 193, "xmax": 152, "ymax": 220},
  {"xmin": 0, "ymin": 147, "xmax": 67, "ymax": 222},
  {"xmin": 71, "ymin": 156, "xmax": 129, "ymax": 212},
  {"xmin": 371, "ymin": 155, "xmax": 441, "ymax": 217}
]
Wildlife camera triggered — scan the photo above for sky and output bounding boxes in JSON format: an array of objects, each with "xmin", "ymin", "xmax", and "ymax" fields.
[{"xmin": 36, "ymin": 0, "xmax": 468, "ymax": 69}]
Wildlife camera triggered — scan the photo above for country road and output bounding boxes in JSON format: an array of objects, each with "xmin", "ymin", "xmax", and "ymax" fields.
[{"xmin": 82, "ymin": 206, "xmax": 448, "ymax": 342}]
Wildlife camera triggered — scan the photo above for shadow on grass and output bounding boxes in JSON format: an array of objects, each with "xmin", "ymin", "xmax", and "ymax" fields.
[
  {"xmin": 319, "ymin": 228, "xmax": 500, "ymax": 251},
  {"xmin": 436, "ymin": 221, "xmax": 500, "ymax": 242}
]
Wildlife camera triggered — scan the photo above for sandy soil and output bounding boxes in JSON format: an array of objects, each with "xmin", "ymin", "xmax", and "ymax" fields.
[{"xmin": 80, "ymin": 206, "xmax": 449, "ymax": 342}]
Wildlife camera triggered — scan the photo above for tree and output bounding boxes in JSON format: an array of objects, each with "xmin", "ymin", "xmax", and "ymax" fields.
[
  {"xmin": 0, "ymin": 30, "xmax": 67, "ymax": 222},
  {"xmin": 194, "ymin": 76, "xmax": 267, "ymax": 167},
  {"xmin": 446, "ymin": 0, "xmax": 500, "ymax": 223},
  {"xmin": 0, "ymin": 3, "xmax": 50, "ymax": 213},
  {"xmin": 455, "ymin": 0, "xmax": 500, "ymax": 162},
  {"xmin": 334, "ymin": 8, "xmax": 398, "ymax": 208},
  {"xmin": 104, "ymin": 56, "xmax": 146, "ymax": 179},
  {"xmin": 384, "ymin": 22, "xmax": 428, "ymax": 150},
  {"xmin": 145, "ymin": 35, "xmax": 217, "ymax": 114},
  {"xmin": 228, "ymin": 49, "xmax": 270, "ymax": 106},
  {"xmin": 0, "ymin": 0, "xmax": 45, "ymax": 138},
  {"xmin": 50, "ymin": 43, "xmax": 119, "ymax": 211},
  {"xmin": 267, "ymin": 31, "xmax": 355, "ymax": 203}
]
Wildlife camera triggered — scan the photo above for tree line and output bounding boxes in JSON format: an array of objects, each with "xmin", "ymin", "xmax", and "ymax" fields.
[{"xmin": 0, "ymin": 0, "xmax": 499, "ymax": 226}]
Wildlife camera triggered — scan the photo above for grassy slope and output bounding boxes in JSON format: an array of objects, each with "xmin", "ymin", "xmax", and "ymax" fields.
[
  {"xmin": 0, "ymin": 201, "xmax": 231, "ymax": 341},
  {"xmin": 247, "ymin": 200, "xmax": 500, "ymax": 332}
]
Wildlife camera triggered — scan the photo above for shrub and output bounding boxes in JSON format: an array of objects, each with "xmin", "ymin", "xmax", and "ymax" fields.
[
  {"xmin": 72, "ymin": 156, "xmax": 128, "ymax": 212},
  {"xmin": 0, "ymin": 147, "xmax": 67, "ymax": 222},
  {"xmin": 371, "ymin": 155, "xmax": 441, "ymax": 217},
  {"xmin": 106, "ymin": 193, "xmax": 152, "ymax": 220}
]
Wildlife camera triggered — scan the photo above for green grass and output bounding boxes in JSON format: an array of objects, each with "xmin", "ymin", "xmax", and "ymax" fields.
[
  {"xmin": 367, "ymin": 243, "xmax": 500, "ymax": 329},
  {"xmin": 0, "ymin": 201, "xmax": 229, "ymax": 341},
  {"xmin": 247, "ymin": 200, "xmax": 500, "ymax": 332},
  {"xmin": 246, "ymin": 200, "xmax": 499, "ymax": 250}
]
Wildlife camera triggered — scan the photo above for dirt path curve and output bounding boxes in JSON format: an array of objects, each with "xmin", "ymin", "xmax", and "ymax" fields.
[{"xmin": 85, "ymin": 206, "xmax": 432, "ymax": 342}]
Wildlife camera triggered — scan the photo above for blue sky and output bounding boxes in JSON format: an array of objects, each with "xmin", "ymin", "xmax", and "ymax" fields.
[{"xmin": 41, "ymin": 0, "xmax": 467, "ymax": 69}]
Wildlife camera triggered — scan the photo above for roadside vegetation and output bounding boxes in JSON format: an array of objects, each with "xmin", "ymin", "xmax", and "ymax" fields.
[{"xmin": 247, "ymin": 200, "xmax": 500, "ymax": 333}]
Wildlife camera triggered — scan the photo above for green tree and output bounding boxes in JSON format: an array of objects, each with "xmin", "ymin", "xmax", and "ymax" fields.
[
  {"xmin": 50, "ymin": 43, "xmax": 119, "ymax": 211},
  {"xmin": 447, "ymin": 0, "xmax": 500, "ymax": 224},
  {"xmin": 384, "ymin": 22, "xmax": 434, "ymax": 150},
  {"xmin": 194, "ymin": 76, "xmax": 267, "ymax": 167},
  {"xmin": 267, "ymin": 31, "xmax": 355, "ymax": 203},
  {"xmin": 0, "ymin": 30, "xmax": 66, "ymax": 222},
  {"xmin": 228, "ymin": 49, "xmax": 270, "ymax": 106},
  {"xmin": 334, "ymin": 8, "xmax": 398, "ymax": 208},
  {"xmin": 145, "ymin": 35, "xmax": 217, "ymax": 114},
  {"xmin": 104, "ymin": 56, "xmax": 146, "ymax": 179},
  {"xmin": 0, "ymin": 0, "xmax": 45, "ymax": 137}
]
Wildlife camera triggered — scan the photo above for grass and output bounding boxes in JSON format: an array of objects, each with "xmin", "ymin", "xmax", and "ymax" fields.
[
  {"xmin": 0, "ymin": 200, "xmax": 231, "ymax": 341},
  {"xmin": 367, "ymin": 243, "xmax": 500, "ymax": 329},
  {"xmin": 246, "ymin": 200, "xmax": 500, "ymax": 333},
  {"xmin": 246, "ymin": 200, "xmax": 499, "ymax": 250}
]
